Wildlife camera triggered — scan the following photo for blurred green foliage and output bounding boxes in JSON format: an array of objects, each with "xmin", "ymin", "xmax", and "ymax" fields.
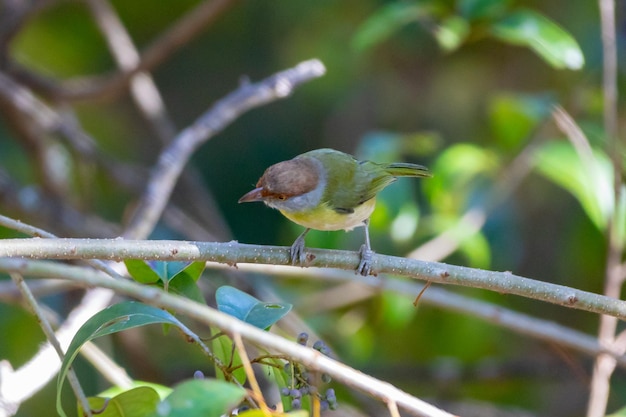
[{"xmin": 1, "ymin": 0, "xmax": 624, "ymax": 416}]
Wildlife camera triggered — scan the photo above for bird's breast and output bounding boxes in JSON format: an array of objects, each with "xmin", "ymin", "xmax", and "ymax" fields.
[{"xmin": 279, "ymin": 198, "xmax": 376, "ymax": 231}]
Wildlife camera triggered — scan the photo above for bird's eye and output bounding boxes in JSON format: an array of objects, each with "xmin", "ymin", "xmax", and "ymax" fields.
[{"xmin": 277, "ymin": 194, "xmax": 287, "ymax": 201}]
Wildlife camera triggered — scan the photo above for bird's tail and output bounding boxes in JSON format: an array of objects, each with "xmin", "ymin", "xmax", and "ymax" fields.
[{"xmin": 385, "ymin": 162, "xmax": 432, "ymax": 178}]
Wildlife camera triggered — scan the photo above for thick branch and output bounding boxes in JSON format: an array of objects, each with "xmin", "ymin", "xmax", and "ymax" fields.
[{"xmin": 0, "ymin": 238, "xmax": 625, "ymax": 320}]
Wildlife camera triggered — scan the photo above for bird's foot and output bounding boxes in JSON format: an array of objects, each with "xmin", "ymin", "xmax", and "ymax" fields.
[
  {"xmin": 290, "ymin": 234, "xmax": 308, "ymax": 266},
  {"xmin": 356, "ymin": 244, "xmax": 376, "ymax": 276}
]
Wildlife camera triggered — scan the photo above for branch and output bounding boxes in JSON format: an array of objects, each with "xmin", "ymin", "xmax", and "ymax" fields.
[
  {"xmin": 0, "ymin": 238, "xmax": 625, "ymax": 320},
  {"xmin": 8, "ymin": 273, "xmax": 92, "ymax": 417},
  {"xmin": 0, "ymin": 258, "xmax": 454, "ymax": 417},
  {"xmin": 235, "ymin": 263, "xmax": 626, "ymax": 367},
  {"xmin": 588, "ymin": 0, "xmax": 624, "ymax": 415},
  {"xmin": 86, "ymin": 0, "xmax": 176, "ymax": 141},
  {"xmin": 122, "ymin": 58, "xmax": 326, "ymax": 239}
]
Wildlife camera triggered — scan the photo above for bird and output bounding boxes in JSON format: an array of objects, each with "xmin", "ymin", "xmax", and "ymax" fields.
[{"xmin": 238, "ymin": 148, "xmax": 432, "ymax": 276}]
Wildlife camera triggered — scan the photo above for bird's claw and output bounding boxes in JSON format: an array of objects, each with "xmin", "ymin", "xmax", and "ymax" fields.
[
  {"xmin": 290, "ymin": 235, "xmax": 308, "ymax": 266},
  {"xmin": 357, "ymin": 244, "xmax": 375, "ymax": 276}
]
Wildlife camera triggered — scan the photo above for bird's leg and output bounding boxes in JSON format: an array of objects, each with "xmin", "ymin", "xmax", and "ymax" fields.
[
  {"xmin": 290, "ymin": 228, "xmax": 311, "ymax": 266},
  {"xmin": 357, "ymin": 219, "xmax": 375, "ymax": 276}
]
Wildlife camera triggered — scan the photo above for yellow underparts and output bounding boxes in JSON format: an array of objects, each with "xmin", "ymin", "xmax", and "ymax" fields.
[{"xmin": 280, "ymin": 198, "xmax": 376, "ymax": 231}]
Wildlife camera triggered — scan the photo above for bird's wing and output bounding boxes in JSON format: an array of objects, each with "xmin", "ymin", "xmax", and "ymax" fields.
[{"xmin": 325, "ymin": 160, "xmax": 394, "ymax": 213}]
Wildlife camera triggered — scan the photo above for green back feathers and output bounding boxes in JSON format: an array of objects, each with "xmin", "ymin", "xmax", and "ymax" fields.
[{"xmin": 298, "ymin": 149, "xmax": 431, "ymax": 212}]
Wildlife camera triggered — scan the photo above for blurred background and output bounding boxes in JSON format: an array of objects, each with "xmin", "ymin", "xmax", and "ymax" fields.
[{"xmin": 0, "ymin": 0, "xmax": 624, "ymax": 416}]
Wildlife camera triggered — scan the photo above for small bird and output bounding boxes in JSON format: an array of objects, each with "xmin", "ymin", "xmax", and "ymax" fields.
[{"xmin": 239, "ymin": 148, "xmax": 431, "ymax": 275}]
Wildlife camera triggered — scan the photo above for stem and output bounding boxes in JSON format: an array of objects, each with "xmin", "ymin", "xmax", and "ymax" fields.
[
  {"xmin": 9, "ymin": 273, "xmax": 93, "ymax": 417},
  {"xmin": 588, "ymin": 0, "xmax": 624, "ymax": 416}
]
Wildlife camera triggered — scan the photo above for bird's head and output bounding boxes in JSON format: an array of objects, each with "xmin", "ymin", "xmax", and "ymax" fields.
[{"xmin": 238, "ymin": 157, "xmax": 325, "ymax": 212}]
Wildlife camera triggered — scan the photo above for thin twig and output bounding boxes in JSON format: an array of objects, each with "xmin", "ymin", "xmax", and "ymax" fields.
[
  {"xmin": 588, "ymin": 0, "xmax": 624, "ymax": 416},
  {"xmin": 387, "ymin": 400, "xmax": 402, "ymax": 417},
  {"xmin": 8, "ymin": 273, "xmax": 93, "ymax": 417},
  {"xmin": 412, "ymin": 281, "xmax": 432, "ymax": 307},
  {"xmin": 86, "ymin": 0, "xmax": 176, "ymax": 141},
  {"xmin": 232, "ymin": 333, "xmax": 272, "ymax": 416}
]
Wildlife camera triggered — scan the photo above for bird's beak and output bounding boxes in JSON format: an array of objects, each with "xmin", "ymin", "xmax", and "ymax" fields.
[{"xmin": 238, "ymin": 187, "xmax": 265, "ymax": 203}]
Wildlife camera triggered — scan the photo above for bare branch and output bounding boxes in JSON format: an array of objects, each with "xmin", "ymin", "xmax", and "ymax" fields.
[
  {"xmin": 9, "ymin": 273, "xmax": 93, "ymax": 417},
  {"xmin": 1, "ymin": 238, "xmax": 626, "ymax": 321},
  {"xmin": 588, "ymin": 0, "xmax": 624, "ymax": 416},
  {"xmin": 86, "ymin": 0, "xmax": 176, "ymax": 141},
  {"xmin": 123, "ymin": 58, "xmax": 326, "ymax": 239}
]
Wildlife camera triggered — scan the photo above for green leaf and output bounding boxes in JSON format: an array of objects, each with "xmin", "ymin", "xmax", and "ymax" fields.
[
  {"xmin": 168, "ymin": 269, "xmax": 206, "ymax": 304},
  {"xmin": 149, "ymin": 261, "xmax": 193, "ymax": 283},
  {"xmin": 212, "ymin": 331, "xmax": 246, "ymax": 384},
  {"xmin": 169, "ymin": 261, "xmax": 206, "ymax": 303},
  {"xmin": 434, "ymin": 16, "xmax": 470, "ymax": 52},
  {"xmin": 78, "ymin": 386, "xmax": 161, "ymax": 417},
  {"xmin": 260, "ymin": 356, "xmax": 291, "ymax": 411},
  {"xmin": 125, "ymin": 260, "xmax": 206, "ymax": 303},
  {"xmin": 352, "ymin": 2, "xmax": 429, "ymax": 51},
  {"xmin": 150, "ymin": 379, "xmax": 245, "ymax": 417},
  {"xmin": 97, "ymin": 381, "xmax": 172, "ymax": 400},
  {"xmin": 488, "ymin": 92, "xmax": 554, "ymax": 150},
  {"xmin": 57, "ymin": 302, "xmax": 195, "ymax": 417},
  {"xmin": 490, "ymin": 9, "xmax": 584, "ymax": 70},
  {"xmin": 457, "ymin": 229, "xmax": 491, "ymax": 268},
  {"xmin": 533, "ymin": 141, "xmax": 613, "ymax": 230},
  {"xmin": 216, "ymin": 286, "xmax": 292, "ymax": 330},
  {"xmin": 125, "ymin": 259, "xmax": 161, "ymax": 284},
  {"xmin": 428, "ymin": 213, "xmax": 492, "ymax": 267},
  {"xmin": 173, "ymin": 261, "xmax": 205, "ymax": 282}
]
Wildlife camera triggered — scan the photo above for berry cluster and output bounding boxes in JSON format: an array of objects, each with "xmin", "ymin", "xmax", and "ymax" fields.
[{"xmin": 280, "ymin": 332, "xmax": 338, "ymax": 411}]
